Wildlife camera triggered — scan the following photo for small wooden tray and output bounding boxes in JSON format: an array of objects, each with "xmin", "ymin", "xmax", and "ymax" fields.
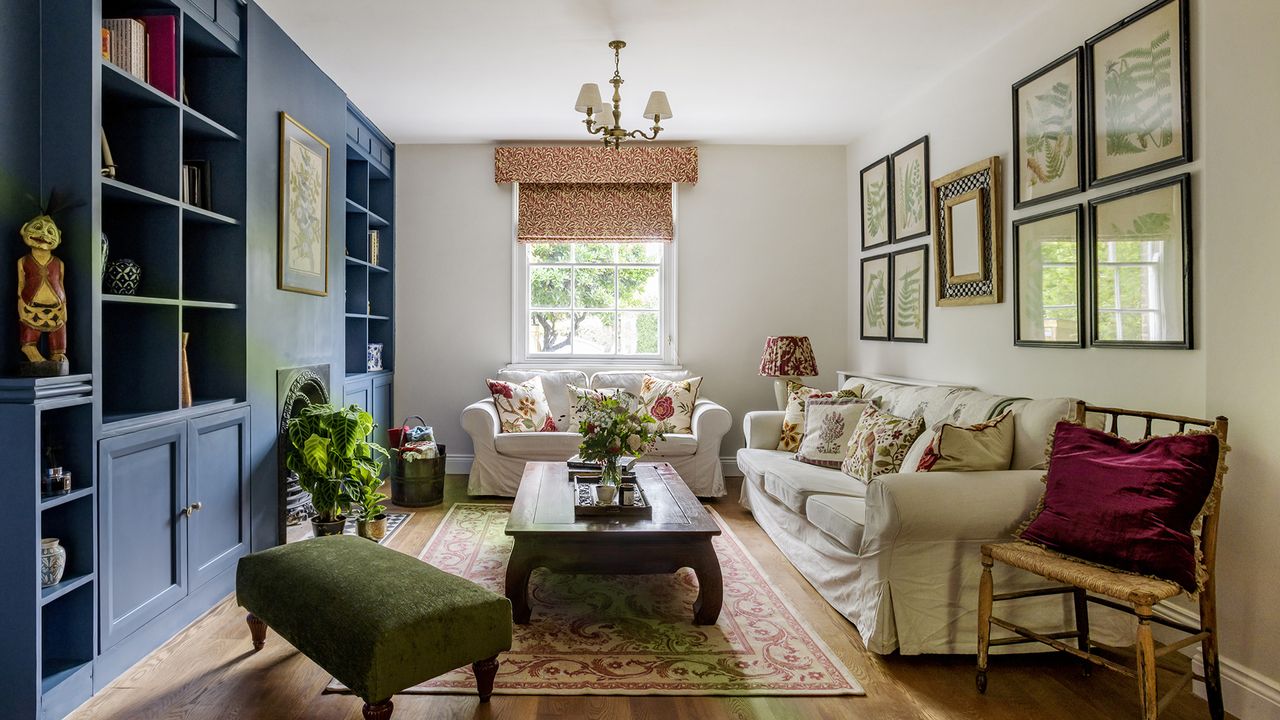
[{"xmin": 573, "ymin": 479, "xmax": 653, "ymax": 518}]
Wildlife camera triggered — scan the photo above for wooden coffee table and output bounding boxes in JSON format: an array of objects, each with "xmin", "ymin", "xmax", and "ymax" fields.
[{"xmin": 504, "ymin": 461, "xmax": 723, "ymax": 625}]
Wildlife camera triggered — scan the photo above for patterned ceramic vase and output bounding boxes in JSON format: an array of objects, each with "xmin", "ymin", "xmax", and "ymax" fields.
[
  {"xmin": 105, "ymin": 258, "xmax": 141, "ymax": 295},
  {"xmin": 40, "ymin": 538, "xmax": 66, "ymax": 588}
]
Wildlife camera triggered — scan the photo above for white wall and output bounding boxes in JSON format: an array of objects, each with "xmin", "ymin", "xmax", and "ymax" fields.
[
  {"xmin": 846, "ymin": 0, "xmax": 1280, "ymax": 715},
  {"xmin": 395, "ymin": 144, "xmax": 848, "ymax": 461}
]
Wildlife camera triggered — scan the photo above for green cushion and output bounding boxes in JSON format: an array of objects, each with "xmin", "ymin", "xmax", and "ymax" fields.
[{"xmin": 236, "ymin": 535, "xmax": 512, "ymax": 702}]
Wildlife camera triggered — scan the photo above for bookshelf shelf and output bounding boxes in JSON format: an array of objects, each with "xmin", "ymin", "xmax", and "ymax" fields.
[
  {"xmin": 182, "ymin": 299, "xmax": 239, "ymax": 310},
  {"xmin": 181, "ymin": 105, "xmax": 238, "ymax": 142},
  {"xmin": 181, "ymin": 204, "xmax": 237, "ymax": 225},
  {"xmin": 100, "ymin": 59, "xmax": 179, "ymax": 109},
  {"xmin": 39, "ymin": 573, "xmax": 94, "ymax": 607},
  {"xmin": 39, "ymin": 487, "xmax": 94, "ymax": 511},
  {"xmin": 345, "ymin": 255, "xmax": 389, "ymax": 272},
  {"xmin": 101, "ymin": 177, "xmax": 180, "ymax": 207},
  {"xmin": 102, "ymin": 294, "xmax": 180, "ymax": 306},
  {"xmin": 367, "ymin": 210, "xmax": 390, "ymax": 228}
]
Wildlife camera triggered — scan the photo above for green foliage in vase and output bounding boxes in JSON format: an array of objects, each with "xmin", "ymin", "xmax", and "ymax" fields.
[
  {"xmin": 1103, "ymin": 30, "xmax": 1174, "ymax": 157},
  {"xmin": 895, "ymin": 266, "xmax": 923, "ymax": 330},
  {"xmin": 865, "ymin": 269, "xmax": 887, "ymax": 328},
  {"xmin": 900, "ymin": 160, "xmax": 924, "ymax": 227},
  {"xmin": 286, "ymin": 403, "xmax": 389, "ymax": 523},
  {"xmin": 1023, "ymin": 81, "xmax": 1075, "ymax": 185},
  {"xmin": 573, "ymin": 392, "xmax": 668, "ymax": 484},
  {"xmin": 865, "ymin": 179, "xmax": 887, "ymax": 238}
]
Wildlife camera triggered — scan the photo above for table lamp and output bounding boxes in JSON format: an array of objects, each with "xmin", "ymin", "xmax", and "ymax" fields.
[{"xmin": 758, "ymin": 336, "xmax": 818, "ymax": 410}]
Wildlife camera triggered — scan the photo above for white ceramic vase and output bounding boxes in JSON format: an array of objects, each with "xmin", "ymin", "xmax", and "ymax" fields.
[{"xmin": 594, "ymin": 483, "xmax": 617, "ymax": 505}]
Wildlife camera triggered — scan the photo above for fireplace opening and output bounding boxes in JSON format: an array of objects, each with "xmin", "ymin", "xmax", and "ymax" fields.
[{"xmin": 276, "ymin": 365, "xmax": 330, "ymax": 544}]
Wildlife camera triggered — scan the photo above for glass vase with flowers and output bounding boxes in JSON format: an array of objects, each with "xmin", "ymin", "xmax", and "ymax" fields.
[{"xmin": 574, "ymin": 392, "xmax": 667, "ymax": 504}]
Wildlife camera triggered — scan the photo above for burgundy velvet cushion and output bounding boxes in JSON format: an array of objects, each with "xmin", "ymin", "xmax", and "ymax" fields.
[{"xmin": 1018, "ymin": 421, "xmax": 1219, "ymax": 591}]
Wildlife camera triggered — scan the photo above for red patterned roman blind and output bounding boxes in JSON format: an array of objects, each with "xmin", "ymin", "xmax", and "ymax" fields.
[{"xmin": 495, "ymin": 146, "xmax": 697, "ymax": 244}]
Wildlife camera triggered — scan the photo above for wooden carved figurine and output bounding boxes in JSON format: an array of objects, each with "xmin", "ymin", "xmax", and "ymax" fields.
[{"xmin": 17, "ymin": 214, "xmax": 69, "ymax": 377}]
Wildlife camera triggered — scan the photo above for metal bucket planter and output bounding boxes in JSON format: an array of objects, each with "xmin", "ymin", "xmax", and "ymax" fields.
[{"xmin": 392, "ymin": 443, "xmax": 445, "ymax": 507}]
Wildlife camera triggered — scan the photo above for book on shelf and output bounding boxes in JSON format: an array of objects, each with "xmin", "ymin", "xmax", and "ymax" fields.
[
  {"xmin": 102, "ymin": 19, "xmax": 146, "ymax": 82},
  {"xmin": 141, "ymin": 16, "xmax": 176, "ymax": 99},
  {"xmin": 101, "ymin": 28, "xmax": 110, "ymax": 61},
  {"xmin": 182, "ymin": 160, "xmax": 211, "ymax": 210}
]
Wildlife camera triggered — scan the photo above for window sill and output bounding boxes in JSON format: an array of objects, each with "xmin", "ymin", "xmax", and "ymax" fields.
[{"xmin": 507, "ymin": 359, "xmax": 683, "ymax": 372}]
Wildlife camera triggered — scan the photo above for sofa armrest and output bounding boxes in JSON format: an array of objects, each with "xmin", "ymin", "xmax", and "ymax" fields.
[
  {"xmin": 742, "ymin": 411, "xmax": 785, "ymax": 450},
  {"xmin": 461, "ymin": 399, "xmax": 501, "ymax": 451},
  {"xmin": 690, "ymin": 398, "xmax": 732, "ymax": 453},
  {"xmin": 864, "ymin": 470, "xmax": 1045, "ymax": 545}
]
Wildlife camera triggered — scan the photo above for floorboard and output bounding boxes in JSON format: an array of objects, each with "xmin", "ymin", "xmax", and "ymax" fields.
[{"xmin": 68, "ymin": 475, "xmax": 1230, "ymax": 720}]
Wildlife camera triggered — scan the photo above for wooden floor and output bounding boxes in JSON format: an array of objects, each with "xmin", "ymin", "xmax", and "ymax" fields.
[{"xmin": 69, "ymin": 476, "xmax": 1227, "ymax": 720}]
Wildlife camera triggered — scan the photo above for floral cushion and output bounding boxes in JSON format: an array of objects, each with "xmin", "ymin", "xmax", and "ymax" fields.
[
  {"xmin": 640, "ymin": 375, "xmax": 702, "ymax": 434},
  {"xmin": 794, "ymin": 397, "xmax": 868, "ymax": 468},
  {"xmin": 486, "ymin": 376, "xmax": 556, "ymax": 433},
  {"xmin": 841, "ymin": 405, "xmax": 925, "ymax": 482},
  {"xmin": 777, "ymin": 381, "xmax": 864, "ymax": 453}
]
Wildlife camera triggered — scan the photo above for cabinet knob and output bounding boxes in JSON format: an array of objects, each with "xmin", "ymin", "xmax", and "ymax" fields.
[{"xmin": 181, "ymin": 502, "xmax": 204, "ymax": 517}]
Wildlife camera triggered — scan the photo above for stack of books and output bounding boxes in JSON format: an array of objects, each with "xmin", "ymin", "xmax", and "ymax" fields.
[
  {"xmin": 102, "ymin": 16, "xmax": 177, "ymax": 99},
  {"xmin": 182, "ymin": 161, "xmax": 210, "ymax": 209},
  {"xmin": 567, "ymin": 455, "xmax": 638, "ymax": 481}
]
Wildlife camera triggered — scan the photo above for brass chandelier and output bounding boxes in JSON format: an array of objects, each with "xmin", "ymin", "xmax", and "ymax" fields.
[{"xmin": 575, "ymin": 40, "xmax": 672, "ymax": 150}]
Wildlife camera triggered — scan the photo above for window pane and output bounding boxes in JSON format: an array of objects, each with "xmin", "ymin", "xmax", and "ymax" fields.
[
  {"xmin": 618, "ymin": 243, "xmax": 662, "ymax": 264},
  {"xmin": 574, "ymin": 268, "xmax": 615, "ymax": 309},
  {"xmin": 528, "ymin": 243, "xmax": 571, "ymax": 264},
  {"xmin": 619, "ymin": 311, "xmax": 660, "ymax": 355},
  {"xmin": 576, "ymin": 243, "xmax": 615, "ymax": 264},
  {"xmin": 618, "ymin": 267, "xmax": 659, "ymax": 309},
  {"xmin": 529, "ymin": 312, "xmax": 572, "ymax": 353},
  {"xmin": 574, "ymin": 312, "xmax": 616, "ymax": 354},
  {"xmin": 1117, "ymin": 266, "xmax": 1150, "ymax": 309},
  {"xmin": 1096, "ymin": 266, "xmax": 1117, "ymax": 307},
  {"xmin": 530, "ymin": 267, "xmax": 571, "ymax": 307}
]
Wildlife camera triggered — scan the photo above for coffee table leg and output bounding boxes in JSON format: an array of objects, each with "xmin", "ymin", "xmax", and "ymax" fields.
[
  {"xmin": 690, "ymin": 540, "xmax": 723, "ymax": 625},
  {"xmin": 505, "ymin": 541, "xmax": 534, "ymax": 624}
]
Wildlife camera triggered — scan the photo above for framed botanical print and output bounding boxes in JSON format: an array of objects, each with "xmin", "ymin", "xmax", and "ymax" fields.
[
  {"xmin": 1088, "ymin": 174, "xmax": 1191, "ymax": 349},
  {"xmin": 891, "ymin": 136, "xmax": 930, "ymax": 242},
  {"xmin": 860, "ymin": 156, "xmax": 892, "ymax": 250},
  {"xmin": 932, "ymin": 156, "xmax": 1003, "ymax": 307},
  {"xmin": 891, "ymin": 246, "xmax": 928, "ymax": 343},
  {"xmin": 1087, "ymin": 0, "xmax": 1191, "ymax": 187},
  {"xmin": 1013, "ymin": 205, "xmax": 1085, "ymax": 348},
  {"xmin": 278, "ymin": 112, "xmax": 331, "ymax": 296},
  {"xmin": 860, "ymin": 253, "xmax": 892, "ymax": 341},
  {"xmin": 1013, "ymin": 48, "xmax": 1085, "ymax": 209}
]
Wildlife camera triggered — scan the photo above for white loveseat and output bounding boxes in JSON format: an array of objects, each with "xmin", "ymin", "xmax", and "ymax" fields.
[
  {"xmin": 462, "ymin": 369, "xmax": 733, "ymax": 498},
  {"xmin": 737, "ymin": 373, "xmax": 1128, "ymax": 655}
]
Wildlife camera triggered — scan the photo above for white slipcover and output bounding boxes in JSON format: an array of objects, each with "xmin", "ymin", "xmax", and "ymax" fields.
[
  {"xmin": 737, "ymin": 375, "xmax": 1131, "ymax": 654},
  {"xmin": 463, "ymin": 370, "xmax": 731, "ymax": 497}
]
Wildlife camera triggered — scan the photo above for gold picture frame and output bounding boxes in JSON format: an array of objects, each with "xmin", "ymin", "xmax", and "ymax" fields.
[
  {"xmin": 931, "ymin": 156, "xmax": 1003, "ymax": 307},
  {"xmin": 278, "ymin": 112, "xmax": 331, "ymax": 296}
]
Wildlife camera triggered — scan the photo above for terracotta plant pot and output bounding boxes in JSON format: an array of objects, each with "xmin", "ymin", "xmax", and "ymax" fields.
[
  {"xmin": 357, "ymin": 514, "xmax": 388, "ymax": 542},
  {"xmin": 311, "ymin": 515, "xmax": 347, "ymax": 537}
]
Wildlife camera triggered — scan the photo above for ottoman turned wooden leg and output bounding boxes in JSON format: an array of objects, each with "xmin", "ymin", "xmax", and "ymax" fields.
[
  {"xmin": 473, "ymin": 655, "xmax": 499, "ymax": 702},
  {"xmin": 246, "ymin": 613, "xmax": 267, "ymax": 651},
  {"xmin": 362, "ymin": 699, "xmax": 393, "ymax": 719}
]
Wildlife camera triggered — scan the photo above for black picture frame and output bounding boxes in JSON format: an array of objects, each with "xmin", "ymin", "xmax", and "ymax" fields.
[
  {"xmin": 860, "ymin": 253, "xmax": 892, "ymax": 341},
  {"xmin": 860, "ymin": 156, "xmax": 893, "ymax": 251},
  {"xmin": 890, "ymin": 245, "xmax": 929, "ymax": 343},
  {"xmin": 1013, "ymin": 47, "xmax": 1086, "ymax": 209},
  {"xmin": 1013, "ymin": 205, "xmax": 1086, "ymax": 348},
  {"xmin": 890, "ymin": 136, "xmax": 930, "ymax": 243},
  {"xmin": 1086, "ymin": 0, "xmax": 1192, "ymax": 188},
  {"xmin": 1087, "ymin": 173, "xmax": 1192, "ymax": 349}
]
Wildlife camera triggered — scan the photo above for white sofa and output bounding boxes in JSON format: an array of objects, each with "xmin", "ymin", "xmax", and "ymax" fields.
[
  {"xmin": 462, "ymin": 369, "xmax": 733, "ymax": 498},
  {"xmin": 737, "ymin": 373, "xmax": 1128, "ymax": 655}
]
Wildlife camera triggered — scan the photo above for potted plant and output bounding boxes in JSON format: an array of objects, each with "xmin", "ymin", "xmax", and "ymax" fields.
[
  {"xmin": 286, "ymin": 403, "xmax": 388, "ymax": 537},
  {"xmin": 354, "ymin": 471, "xmax": 390, "ymax": 542},
  {"xmin": 574, "ymin": 392, "xmax": 667, "ymax": 504}
]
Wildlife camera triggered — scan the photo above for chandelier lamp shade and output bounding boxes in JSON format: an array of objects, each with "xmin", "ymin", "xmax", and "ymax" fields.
[
  {"xmin": 758, "ymin": 336, "xmax": 819, "ymax": 410},
  {"xmin": 575, "ymin": 40, "xmax": 673, "ymax": 150}
]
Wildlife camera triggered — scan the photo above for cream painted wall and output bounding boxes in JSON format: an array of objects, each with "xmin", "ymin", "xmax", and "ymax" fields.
[
  {"xmin": 395, "ymin": 144, "xmax": 848, "ymax": 460},
  {"xmin": 846, "ymin": 0, "xmax": 1279, "ymax": 714}
]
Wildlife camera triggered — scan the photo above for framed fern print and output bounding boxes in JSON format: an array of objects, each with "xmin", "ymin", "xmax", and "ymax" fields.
[
  {"xmin": 860, "ymin": 253, "xmax": 891, "ymax": 341},
  {"xmin": 1086, "ymin": 0, "xmax": 1191, "ymax": 187},
  {"xmin": 891, "ymin": 246, "xmax": 928, "ymax": 343},
  {"xmin": 1088, "ymin": 174, "xmax": 1191, "ymax": 349},
  {"xmin": 1013, "ymin": 48, "xmax": 1085, "ymax": 209},
  {"xmin": 891, "ymin": 136, "xmax": 930, "ymax": 242},
  {"xmin": 1013, "ymin": 205, "xmax": 1085, "ymax": 348},
  {"xmin": 860, "ymin": 156, "xmax": 892, "ymax": 250}
]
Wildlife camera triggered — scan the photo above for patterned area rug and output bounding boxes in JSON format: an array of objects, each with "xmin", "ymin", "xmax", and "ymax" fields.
[
  {"xmin": 328, "ymin": 503, "xmax": 862, "ymax": 696},
  {"xmin": 300, "ymin": 511, "xmax": 411, "ymax": 546}
]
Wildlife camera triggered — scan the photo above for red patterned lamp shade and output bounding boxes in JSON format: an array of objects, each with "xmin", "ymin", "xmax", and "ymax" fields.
[{"xmin": 758, "ymin": 336, "xmax": 818, "ymax": 377}]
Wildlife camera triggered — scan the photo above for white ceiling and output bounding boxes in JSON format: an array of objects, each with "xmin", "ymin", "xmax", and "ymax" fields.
[{"xmin": 256, "ymin": 0, "xmax": 1045, "ymax": 145}]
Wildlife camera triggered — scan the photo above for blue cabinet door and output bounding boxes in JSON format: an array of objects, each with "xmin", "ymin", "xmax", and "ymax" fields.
[
  {"xmin": 187, "ymin": 408, "xmax": 250, "ymax": 590},
  {"xmin": 344, "ymin": 376, "xmax": 372, "ymax": 415},
  {"xmin": 99, "ymin": 422, "xmax": 188, "ymax": 650}
]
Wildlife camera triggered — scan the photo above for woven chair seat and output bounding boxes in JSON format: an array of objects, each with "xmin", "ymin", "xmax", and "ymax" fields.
[{"xmin": 985, "ymin": 541, "xmax": 1183, "ymax": 607}]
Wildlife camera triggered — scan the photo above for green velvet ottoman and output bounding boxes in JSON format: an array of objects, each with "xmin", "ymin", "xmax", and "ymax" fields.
[{"xmin": 236, "ymin": 535, "xmax": 512, "ymax": 719}]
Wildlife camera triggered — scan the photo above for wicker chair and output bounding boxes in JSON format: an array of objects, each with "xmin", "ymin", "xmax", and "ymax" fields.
[{"xmin": 976, "ymin": 401, "xmax": 1228, "ymax": 720}]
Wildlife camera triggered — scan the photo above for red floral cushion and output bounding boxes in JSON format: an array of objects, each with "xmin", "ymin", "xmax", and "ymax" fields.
[{"xmin": 1018, "ymin": 422, "xmax": 1220, "ymax": 591}]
